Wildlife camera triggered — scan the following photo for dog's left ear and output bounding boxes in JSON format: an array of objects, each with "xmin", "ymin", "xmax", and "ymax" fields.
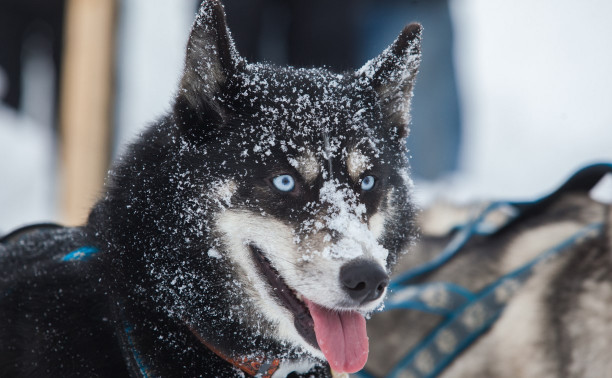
[
  {"xmin": 174, "ymin": 0, "xmax": 242, "ymax": 131},
  {"xmin": 358, "ymin": 23, "xmax": 422, "ymax": 135}
]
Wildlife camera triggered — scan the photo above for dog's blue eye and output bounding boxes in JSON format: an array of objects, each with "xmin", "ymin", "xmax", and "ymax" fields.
[
  {"xmin": 361, "ymin": 175, "xmax": 376, "ymax": 191},
  {"xmin": 272, "ymin": 175, "xmax": 295, "ymax": 192}
]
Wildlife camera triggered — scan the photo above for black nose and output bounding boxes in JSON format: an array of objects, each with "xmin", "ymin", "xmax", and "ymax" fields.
[{"xmin": 340, "ymin": 260, "xmax": 389, "ymax": 304}]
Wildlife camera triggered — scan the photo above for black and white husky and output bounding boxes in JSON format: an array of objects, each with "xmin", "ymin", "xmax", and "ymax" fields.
[{"xmin": 0, "ymin": 1, "xmax": 421, "ymax": 376}]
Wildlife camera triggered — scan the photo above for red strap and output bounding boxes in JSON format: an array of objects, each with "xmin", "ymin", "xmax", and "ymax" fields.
[{"xmin": 188, "ymin": 323, "xmax": 280, "ymax": 377}]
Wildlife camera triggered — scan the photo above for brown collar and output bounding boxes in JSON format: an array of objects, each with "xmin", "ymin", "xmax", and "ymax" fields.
[{"xmin": 188, "ymin": 323, "xmax": 281, "ymax": 377}]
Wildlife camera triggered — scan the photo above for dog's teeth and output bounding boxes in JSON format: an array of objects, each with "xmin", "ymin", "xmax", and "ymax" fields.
[{"xmin": 296, "ymin": 293, "xmax": 303, "ymax": 301}]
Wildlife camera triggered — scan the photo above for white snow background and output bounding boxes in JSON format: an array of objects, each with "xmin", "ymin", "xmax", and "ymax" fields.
[
  {"xmin": 431, "ymin": 0, "xmax": 612, "ymax": 205},
  {"xmin": 1, "ymin": 0, "xmax": 612, "ymax": 232}
]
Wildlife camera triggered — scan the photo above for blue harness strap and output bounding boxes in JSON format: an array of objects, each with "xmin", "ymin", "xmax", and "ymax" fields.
[
  {"xmin": 60, "ymin": 247, "xmax": 154, "ymax": 377},
  {"xmin": 122, "ymin": 322, "xmax": 155, "ymax": 378},
  {"xmin": 61, "ymin": 246, "xmax": 100, "ymax": 261},
  {"xmin": 389, "ymin": 201, "xmax": 518, "ymax": 291},
  {"xmin": 357, "ymin": 163, "xmax": 612, "ymax": 378},
  {"xmin": 385, "ymin": 223, "xmax": 602, "ymax": 378}
]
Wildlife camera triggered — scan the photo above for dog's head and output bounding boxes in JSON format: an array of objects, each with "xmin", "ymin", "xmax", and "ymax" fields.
[
  {"xmin": 176, "ymin": 1, "xmax": 421, "ymax": 373},
  {"xmin": 97, "ymin": 0, "xmax": 420, "ymax": 375}
]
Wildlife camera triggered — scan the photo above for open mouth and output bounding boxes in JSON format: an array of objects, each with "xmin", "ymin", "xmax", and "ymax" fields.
[
  {"xmin": 249, "ymin": 243, "xmax": 370, "ymax": 374},
  {"xmin": 249, "ymin": 244, "xmax": 318, "ymax": 348}
]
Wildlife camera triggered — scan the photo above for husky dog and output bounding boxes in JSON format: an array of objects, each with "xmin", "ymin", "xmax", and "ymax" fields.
[
  {"xmin": 0, "ymin": 1, "xmax": 421, "ymax": 376},
  {"xmin": 366, "ymin": 169, "xmax": 612, "ymax": 377}
]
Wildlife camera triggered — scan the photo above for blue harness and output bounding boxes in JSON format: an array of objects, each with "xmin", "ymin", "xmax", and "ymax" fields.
[
  {"xmin": 61, "ymin": 247, "xmax": 156, "ymax": 377},
  {"xmin": 356, "ymin": 162, "xmax": 611, "ymax": 378}
]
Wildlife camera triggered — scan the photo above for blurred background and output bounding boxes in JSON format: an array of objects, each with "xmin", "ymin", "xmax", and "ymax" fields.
[{"xmin": 1, "ymin": 0, "xmax": 612, "ymax": 232}]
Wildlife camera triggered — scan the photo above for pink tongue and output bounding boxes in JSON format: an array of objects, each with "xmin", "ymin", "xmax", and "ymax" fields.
[{"xmin": 304, "ymin": 299, "xmax": 369, "ymax": 373}]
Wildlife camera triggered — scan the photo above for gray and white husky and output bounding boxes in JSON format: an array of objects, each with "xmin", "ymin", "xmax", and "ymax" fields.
[
  {"xmin": 367, "ymin": 167, "xmax": 612, "ymax": 378},
  {"xmin": 0, "ymin": 1, "xmax": 421, "ymax": 376}
]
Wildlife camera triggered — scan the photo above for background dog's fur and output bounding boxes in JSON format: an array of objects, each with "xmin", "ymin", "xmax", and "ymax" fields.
[{"xmin": 367, "ymin": 191, "xmax": 612, "ymax": 377}]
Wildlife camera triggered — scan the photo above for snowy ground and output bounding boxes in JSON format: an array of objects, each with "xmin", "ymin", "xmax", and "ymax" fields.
[{"xmin": 2, "ymin": 0, "xmax": 612, "ymax": 232}]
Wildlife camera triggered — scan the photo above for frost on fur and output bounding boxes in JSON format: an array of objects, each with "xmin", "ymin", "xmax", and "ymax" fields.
[{"xmin": 318, "ymin": 180, "xmax": 389, "ymax": 262}]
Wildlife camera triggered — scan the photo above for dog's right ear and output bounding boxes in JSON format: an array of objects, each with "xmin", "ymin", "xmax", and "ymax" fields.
[{"xmin": 174, "ymin": 0, "xmax": 242, "ymax": 131}]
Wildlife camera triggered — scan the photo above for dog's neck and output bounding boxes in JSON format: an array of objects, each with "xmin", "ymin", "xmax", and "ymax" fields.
[
  {"xmin": 111, "ymin": 299, "xmax": 325, "ymax": 377},
  {"xmin": 186, "ymin": 322, "xmax": 282, "ymax": 377}
]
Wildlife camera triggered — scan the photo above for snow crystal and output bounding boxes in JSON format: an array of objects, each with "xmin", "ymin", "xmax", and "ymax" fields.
[
  {"xmin": 212, "ymin": 179, "xmax": 236, "ymax": 209},
  {"xmin": 288, "ymin": 157, "xmax": 299, "ymax": 169}
]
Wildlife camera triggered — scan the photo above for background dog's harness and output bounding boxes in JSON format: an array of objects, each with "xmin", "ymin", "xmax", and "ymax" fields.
[{"xmin": 357, "ymin": 163, "xmax": 612, "ymax": 378}]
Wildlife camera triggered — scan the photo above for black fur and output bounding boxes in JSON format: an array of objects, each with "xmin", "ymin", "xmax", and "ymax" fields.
[{"xmin": 1, "ymin": 1, "xmax": 421, "ymax": 376}]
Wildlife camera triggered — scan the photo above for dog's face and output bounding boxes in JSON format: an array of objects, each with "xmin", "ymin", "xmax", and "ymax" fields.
[
  {"xmin": 170, "ymin": 1, "xmax": 421, "ymax": 373},
  {"xmin": 98, "ymin": 1, "xmax": 420, "ymax": 375},
  {"xmin": 208, "ymin": 66, "xmax": 415, "ymax": 371}
]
